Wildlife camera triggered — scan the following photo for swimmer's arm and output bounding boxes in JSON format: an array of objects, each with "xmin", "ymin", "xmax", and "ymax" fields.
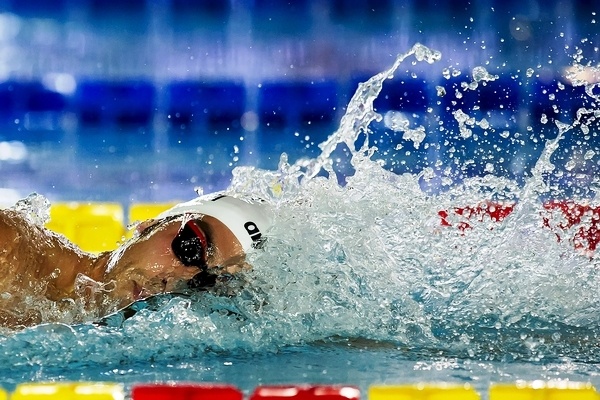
[
  {"xmin": 0, "ymin": 209, "xmax": 66, "ymax": 270},
  {"xmin": 0, "ymin": 209, "xmax": 21, "ymax": 247},
  {"xmin": 0, "ymin": 209, "xmax": 34, "ymax": 279},
  {"xmin": 0, "ymin": 209, "xmax": 98, "ymax": 300}
]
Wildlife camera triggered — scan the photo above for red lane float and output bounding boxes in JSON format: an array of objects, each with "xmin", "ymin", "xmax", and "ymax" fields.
[
  {"xmin": 541, "ymin": 201, "xmax": 600, "ymax": 252},
  {"xmin": 131, "ymin": 384, "xmax": 360, "ymax": 400},
  {"xmin": 131, "ymin": 383, "xmax": 243, "ymax": 400},
  {"xmin": 438, "ymin": 201, "xmax": 514, "ymax": 231},
  {"xmin": 439, "ymin": 200, "xmax": 600, "ymax": 253},
  {"xmin": 249, "ymin": 386, "xmax": 360, "ymax": 400}
]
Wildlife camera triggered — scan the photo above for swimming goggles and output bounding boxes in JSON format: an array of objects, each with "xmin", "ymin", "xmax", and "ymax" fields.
[{"xmin": 171, "ymin": 219, "xmax": 209, "ymax": 269}]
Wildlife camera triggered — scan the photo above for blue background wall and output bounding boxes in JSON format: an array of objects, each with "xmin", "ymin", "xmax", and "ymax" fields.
[{"xmin": 0, "ymin": 0, "xmax": 597, "ymax": 205}]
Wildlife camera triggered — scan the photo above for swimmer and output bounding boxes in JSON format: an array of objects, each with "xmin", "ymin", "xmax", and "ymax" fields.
[{"xmin": 0, "ymin": 193, "xmax": 272, "ymax": 329}]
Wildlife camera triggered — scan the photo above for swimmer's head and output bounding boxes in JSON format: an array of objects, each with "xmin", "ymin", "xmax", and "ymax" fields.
[
  {"xmin": 158, "ymin": 193, "xmax": 273, "ymax": 252},
  {"xmin": 103, "ymin": 193, "xmax": 272, "ymax": 305}
]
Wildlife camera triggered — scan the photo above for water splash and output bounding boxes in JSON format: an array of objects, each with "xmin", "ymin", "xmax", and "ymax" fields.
[
  {"xmin": 224, "ymin": 43, "xmax": 600, "ymax": 363},
  {"xmin": 302, "ymin": 43, "xmax": 442, "ymax": 180},
  {"xmin": 3, "ymin": 43, "xmax": 600, "ymax": 368},
  {"xmin": 10, "ymin": 193, "xmax": 50, "ymax": 226}
]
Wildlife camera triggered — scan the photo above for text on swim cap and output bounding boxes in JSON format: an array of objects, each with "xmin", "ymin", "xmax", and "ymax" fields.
[{"xmin": 244, "ymin": 221, "xmax": 264, "ymax": 248}]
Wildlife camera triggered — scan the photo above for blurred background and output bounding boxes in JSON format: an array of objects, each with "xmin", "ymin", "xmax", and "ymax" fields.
[{"xmin": 0, "ymin": 0, "xmax": 597, "ymax": 206}]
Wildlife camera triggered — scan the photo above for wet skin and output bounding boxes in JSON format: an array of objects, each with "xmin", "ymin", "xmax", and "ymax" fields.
[
  {"xmin": 0, "ymin": 209, "xmax": 247, "ymax": 328},
  {"xmin": 104, "ymin": 214, "xmax": 247, "ymax": 308}
]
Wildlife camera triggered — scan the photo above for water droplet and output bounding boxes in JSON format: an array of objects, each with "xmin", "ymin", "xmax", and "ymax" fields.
[
  {"xmin": 555, "ymin": 120, "xmax": 571, "ymax": 135},
  {"xmin": 472, "ymin": 66, "xmax": 498, "ymax": 82},
  {"xmin": 584, "ymin": 150, "xmax": 595, "ymax": 160}
]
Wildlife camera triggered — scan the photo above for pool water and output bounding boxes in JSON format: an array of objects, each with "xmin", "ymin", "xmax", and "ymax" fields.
[
  {"xmin": 3, "ymin": 42, "xmax": 600, "ymax": 397},
  {"xmin": 2, "ymin": 333, "xmax": 600, "ymax": 396}
]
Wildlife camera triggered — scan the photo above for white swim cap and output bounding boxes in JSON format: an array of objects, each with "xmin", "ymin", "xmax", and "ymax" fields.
[{"xmin": 158, "ymin": 193, "xmax": 273, "ymax": 251}]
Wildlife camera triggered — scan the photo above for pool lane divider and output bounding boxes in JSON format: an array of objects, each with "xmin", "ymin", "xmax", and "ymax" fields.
[
  {"xmin": 2, "ymin": 381, "xmax": 599, "ymax": 400},
  {"xmin": 45, "ymin": 202, "xmax": 177, "ymax": 253},
  {"xmin": 489, "ymin": 381, "xmax": 599, "ymax": 400},
  {"xmin": 45, "ymin": 202, "xmax": 126, "ymax": 253},
  {"xmin": 369, "ymin": 383, "xmax": 478, "ymax": 400},
  {"xmin": 11, "ymin": 382, "xmax": 124, "ymax": 400},
  {"xmin": 438, "ymin": 200, "xmax": 600, "ymax": 255},
  {"xmin": 249, "ymin": 386, "xmax": 360, "ymax": 400},
  {"xmin": 132, "ymin": 383, "xmax": 242, "ymax": 400}
]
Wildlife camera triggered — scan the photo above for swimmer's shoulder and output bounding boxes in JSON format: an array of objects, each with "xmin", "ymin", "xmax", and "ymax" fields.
[
  {"xmin": 0, "ymin": 210, "xmax": 32, "ymax": 258},
  {"xmin": 0, "ymin": 208, "xmax": 48, "ymax": 242},
  {"xmin": 0, "ymin": 209, "xmax": 22, "ymax": 237},
  {"xmin": 0, "ymin": 207, "xmax": 82, "ymax": 254}
]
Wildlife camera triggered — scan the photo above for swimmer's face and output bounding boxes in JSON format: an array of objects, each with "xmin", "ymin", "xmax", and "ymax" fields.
[{"xmin": 103, "ymin": 215, "xmax": 246, "ymax": 307}]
